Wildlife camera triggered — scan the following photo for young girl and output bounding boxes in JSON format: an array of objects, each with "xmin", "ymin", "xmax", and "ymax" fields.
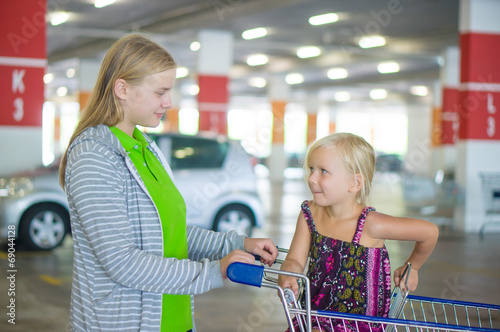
[{"xmin": 278, "ymin": 132, "xmax": 439, "ymax": 332}]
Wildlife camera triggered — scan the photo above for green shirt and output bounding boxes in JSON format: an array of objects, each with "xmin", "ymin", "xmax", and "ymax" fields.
[{"xmin": 110, "ymin": 127, "xmax": 192, "ymax": 331}]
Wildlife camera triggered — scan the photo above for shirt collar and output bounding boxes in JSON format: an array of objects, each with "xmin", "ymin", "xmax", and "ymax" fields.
[{"xmin": 109, "ymin": 126, "xmax": 149, "ymax": 152}]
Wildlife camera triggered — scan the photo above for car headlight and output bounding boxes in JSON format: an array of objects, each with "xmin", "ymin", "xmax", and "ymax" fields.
[{"xmin": 0, "ymin": 177, "xmax": 33, "ymax": 197}]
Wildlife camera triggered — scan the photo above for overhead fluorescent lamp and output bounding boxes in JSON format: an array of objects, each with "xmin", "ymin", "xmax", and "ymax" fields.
[
  {"xmin": 247, "ymin": 54, "xmax": 269, "ymax": 66},
  {"xmin": 66, "ymin": 68, "xmax": 76, "ymax": 78},
  {"xmin": 94, "ymin": 0, "xmax": 116, "ymax": 8},
  {"xmin": 309, "ymin": 13, "xmax": 339, "ymax": 26},
  {"xmin": 190, "ymin": 41, "xmax": 201, "ymax": 51},
  {"xmin": 43, "ymin": 73, "xmax": 54, "ymax": 84},
  {"xmin": 242, "ymin": 27, "xmax": 268, "ymax": 40},
  {"xmin": 377, "ymin": 61, "xmax": 400, "ymax": 74},
  {"xmin": 176, "ymin": 67, "xmax": 189, "ymax": 78},
  {"xmin": 50, "ymin": 11, "xmax": 69, "ymax": 26},
  {"xmin": 285, "ymin": 73, "xmax": 304, "ymax": 85},
  {"xmin": 334, "ymin": 91, "xmax": 351, "ymax": 102},
  {"xmin": 297, "ymin": 46, "xmax": 321, "ymax": 59},
  {"xmin": 370, "ymin": 89, "xmax": 387, "ymax": 100},
  {"xmin": 248, "ymin": 77, "xmax": 267, "ymax": 88},
  {"xmin": 411, "ymin": 85, "xmax": 428, "ymax": 96},
  {"xmin": 327, "ymin": 68, "xmax": 348, "ymax": 80},
  {"xmin": 57, "ymin": 86, "xmax": 68, "ymax": 97},
  {"xmin": 359, "ymin": 35, "xmax": 386, "ymax": 49}
]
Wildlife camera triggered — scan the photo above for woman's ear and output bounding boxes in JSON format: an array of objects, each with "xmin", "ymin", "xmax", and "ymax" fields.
[
  {"xmin": 114, "ymin": 79, "xmax": 127, "ymax": 100},
  {"xmin": 349, "ymin": 173, "xmax": 364, "ymax": 193}
]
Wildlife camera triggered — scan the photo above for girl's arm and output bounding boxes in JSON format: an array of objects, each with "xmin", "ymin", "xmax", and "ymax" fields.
[
  {"xmin": 278, "ymin": 210, "xmax": 311, "ymax": 296},
  {"xmin": 366, "ymin": 212, "xmax": 439, "ymax": 291}
]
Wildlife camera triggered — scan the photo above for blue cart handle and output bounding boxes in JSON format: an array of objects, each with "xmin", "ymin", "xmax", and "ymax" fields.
[{"xmin": 227, "ymin": 262, "xmax": 264, "ymax": 287}]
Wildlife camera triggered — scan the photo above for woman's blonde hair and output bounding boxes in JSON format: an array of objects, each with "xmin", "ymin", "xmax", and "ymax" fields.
[
  {"xmin": 59, "ymin": 34, "xmax": 177, "ymax": 188},
  {"xmin": 304, "ymin": 132, "xmax": 376, "ymax": 206}
]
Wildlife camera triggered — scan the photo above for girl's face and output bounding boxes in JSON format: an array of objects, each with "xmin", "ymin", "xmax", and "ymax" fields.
[
  {"xmin": 116, "ymin": 68, "xmax": 176, "ymax": 136},
  {"xmin": 308, "ymin": 146, "xmax": 355, "ymax": 206}
]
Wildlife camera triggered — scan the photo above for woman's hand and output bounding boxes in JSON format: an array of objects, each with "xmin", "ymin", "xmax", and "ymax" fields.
[
  {"xmin": 393, "ymin": 264, "xmax": 419, "ymax": 292},
  {"xmin": 220, "ymin": 249, "xmax": 256, "ymax": 280},
  {"xmin": 243, "ymin": 237, "xmax": 279, "ymax": 267}
]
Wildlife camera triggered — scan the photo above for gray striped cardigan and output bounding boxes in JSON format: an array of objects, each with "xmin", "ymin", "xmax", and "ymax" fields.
[{"xmin": 65, "ymin": 125, "xmax": 245, "ymax": 331}]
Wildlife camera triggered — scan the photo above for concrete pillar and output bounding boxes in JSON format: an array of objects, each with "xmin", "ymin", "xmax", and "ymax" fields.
[
  {"xmin": 197, "ymin": 30, "xmax": 233, "ymax": 135},
  {"xmin": 456, "ymin": 0, "xmax": 500, "ymax": 232},
  {"xmin": 267, "ymin": 75, "xmax": 290, "ymax": 183},
  {"xmin": 406, "ymin": 104, "xmax": 433, "ymax": 176},
  {"xmin": 306, "ymin": 93, "xmax": 319, "ymax": 145},
  {"xmin": 434, "ymin": 47, "xmax": 460, "ymax": 175},
  {"xmin": 0, "ymin": 0, "xmax": 46, "ymax": 174},
  {"xmin": 78, "ymin": 59, "xmax": 100, "ymax": 111}
]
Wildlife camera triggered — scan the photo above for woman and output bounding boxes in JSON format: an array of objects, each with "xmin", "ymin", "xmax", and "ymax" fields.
[{"xmin": 59, "ymin": 34, "xmax": 278, "ymax": 332}]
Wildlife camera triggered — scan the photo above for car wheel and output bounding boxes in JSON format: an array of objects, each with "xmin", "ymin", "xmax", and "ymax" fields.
[
  {"xmin": 213, "ymin": 204, "xmax": 254, "ymax": 237},
  {"xmin": 19, "ymin": 203, "xmax": 69, "ymax": 251}
]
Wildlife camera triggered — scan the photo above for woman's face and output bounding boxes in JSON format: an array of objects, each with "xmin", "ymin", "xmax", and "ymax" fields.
[{"xmin": 117, "ymin": 68, "xmax": 176, "ymax": 136}]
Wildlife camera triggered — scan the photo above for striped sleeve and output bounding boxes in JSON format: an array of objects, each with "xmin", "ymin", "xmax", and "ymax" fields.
[
  {"xmin": 186, "ymin": 226, "xmax": 245, "ymax": 261},
  {"xmin": 66, "ymin": 141, "xmax": 224, "ymax": 295}
]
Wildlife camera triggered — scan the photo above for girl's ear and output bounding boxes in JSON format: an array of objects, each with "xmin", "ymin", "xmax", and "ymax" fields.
[
  {"xmin": 349, "ymin": 173, "xmax": 363, "ymax": 193},
  {"xmin": 114, "ymin": 79, "xmax": 127, "ymax": 100}
]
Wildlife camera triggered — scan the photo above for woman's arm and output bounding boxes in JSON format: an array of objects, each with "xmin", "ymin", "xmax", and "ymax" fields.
[
  {"xmin": 278, "ymin": 210, "xmax": 311, "ymax": 296},
  {"xmin": 366, "ymin": 212, "xmax": 439, "ymax": 291},
  {"xmin": 67, "ymin": 146, "xmax": 228, "ymax": 295}
]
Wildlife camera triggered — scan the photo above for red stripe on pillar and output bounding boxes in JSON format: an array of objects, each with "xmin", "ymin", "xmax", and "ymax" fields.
[
  {"xmin": 460, "ymin": 33, "xmax": 500, "ymax": 84},
  {"xmin": 0, "ymin": 0, "xmax": 46, "ymax": 127},
  {"xmin": 441, "ymin": 88, "xmax": 459, "ymax": 145},
  {"xmin": 198, "ymin": 74, "xmax": 228, "ymax": 134}
]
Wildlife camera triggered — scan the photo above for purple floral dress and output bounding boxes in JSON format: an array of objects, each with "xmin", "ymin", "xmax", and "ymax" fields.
[{"xmin": 288, "ymin": 201, "xmax": 391, "ymax": 332}]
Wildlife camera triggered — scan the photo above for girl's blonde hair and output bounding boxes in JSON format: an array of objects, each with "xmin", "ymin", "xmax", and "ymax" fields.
[
  {"xmin": 59, "ymin": 34, "xmax": 177, "ymax": 188},
  {"xmin": 304, "ymin": 132, "xmax": 376, "ymax": 206}
]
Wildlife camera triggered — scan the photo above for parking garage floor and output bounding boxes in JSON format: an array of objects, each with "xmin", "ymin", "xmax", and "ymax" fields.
[{"xmin": 1, "ymin": 174, "xmax": 500, "ymax": 332}]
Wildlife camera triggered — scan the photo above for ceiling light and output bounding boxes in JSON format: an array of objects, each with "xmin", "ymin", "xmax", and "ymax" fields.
[
  {"xmin": 297, "ymin": 46, "xmax": 321, "ymax": 59},
  {"xmin": 43, "ymin": 73, "xmax": 54, "ymax": 84},
  {"xmin": 50, "ymin": 11, "xmax": 69, "ymax": 26},
  {"xmin": 358, "ymin": 35, "xmax": 386, "ymax": 49},
  {"xmin": 377, "ymin": 61, "xmax": 400, "ymax": 74},
  {"xmin": 176, "ymin": 67, "xmax": 189, "ymax": 78},
  {"xmin": 190, "ymin": 41, "xmax": 200, "ymax": 51},
  {"xmin": 94, "ymin": 0, "xmax": 115, "ymax": 8},
  {"xmin": 248, "ymin": 77, "xmax": 267, "ymax": 88},
  {"xmin": 327, "ymin": 68, "xmax": 348, "ymax": 80},
  {"xmin": 56, "ymin": 86, "xmax": 68, "ymax": 97},
  {"xmin": 246, "ymin": 54, "xmax": 268, "ymax": 66},
  {"xmin": 370, "ymin": 89, "xmax": 387, "ymax": 100},
  {"xmin": 242, "ymin": 27, "xmax": 267, "ymax": 40},
  {"xmin": 285, "ymin": 73, "xmax": 304, "ymax": 85},
  {"xmin": 66, "ymin": 68, "xmax": 75, "ymax": 78},
  {"xmin": 411, "ymin": 85, "xmax": 428, "ymax": 96},
  {"xmin": 334, "ymin": 91, "xmax": 351, "ymax": 102},
  {"xmin": 309, "ymin": 13, "xmax": 339, "ymax": 26},
  {"xmin": 188, "ymin": 84, "xmax": 199, "ymax": 96}
]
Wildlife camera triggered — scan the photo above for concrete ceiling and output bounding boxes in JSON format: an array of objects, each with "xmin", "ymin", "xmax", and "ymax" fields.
[{"xmin": 45, "ymin": 0, "xmax": 459, "ymax": 102}]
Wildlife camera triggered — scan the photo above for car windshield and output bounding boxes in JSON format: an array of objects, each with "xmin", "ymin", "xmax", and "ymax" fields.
[{"xmin": 151, "ymin": 134, "xmax": 229, "ymax": 170}]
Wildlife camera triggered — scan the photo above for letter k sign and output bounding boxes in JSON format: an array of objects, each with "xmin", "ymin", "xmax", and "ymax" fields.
[
  {"xmin": 12, "ymin": 69, "xmax": 25, "ymax": 93},
  {"xmin": 12, "ymin": 69, "xmax": 25, "ymax": 122}
]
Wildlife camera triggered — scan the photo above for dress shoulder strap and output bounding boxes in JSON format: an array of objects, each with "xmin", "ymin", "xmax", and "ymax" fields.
[
  {"xmin": 352, "ymin": 206, "xmax": 376, "ymax": 244},
  {"xmin": 301, "ymin": 200, "xmax": 316, "ymax": 233}
]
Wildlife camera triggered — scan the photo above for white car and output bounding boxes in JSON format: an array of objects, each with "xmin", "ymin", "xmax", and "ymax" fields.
[{"xmin": 0, "ymin": 132, "xmax": 264, "ymax": 250}]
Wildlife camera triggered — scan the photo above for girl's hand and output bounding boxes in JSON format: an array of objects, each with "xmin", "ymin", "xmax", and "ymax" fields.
[
  {"xmin": 220, "ymin": 249, "xmax": 255, "ymax": 280},
  {"xmin": 244, "ymin": 237, "xmax": 279, "ymax": 267},
  {"xmin": 278, "ymin": 275, "xmax": 300, "ymax": 298},
  {"xmin": 393, "ymin": 264, "xmax": 419, "ymax": 292}
]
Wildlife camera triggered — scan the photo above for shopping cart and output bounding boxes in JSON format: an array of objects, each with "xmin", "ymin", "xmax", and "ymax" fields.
[
  {"xmin": 479, "ymin": 172, "xmax": 500, "ymax": 238},
  {"xmin": 227, "ymin": 249, "xmax": 500, "ymax": 332}
]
